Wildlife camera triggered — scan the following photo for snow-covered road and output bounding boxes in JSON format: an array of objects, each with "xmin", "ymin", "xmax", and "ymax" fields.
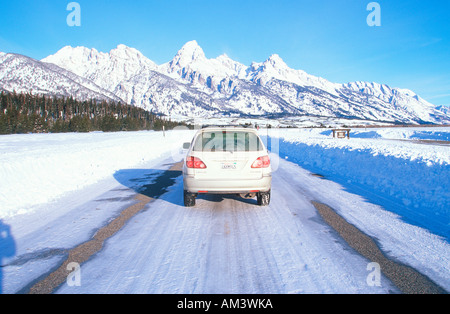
[
  {"xmin": 1, "ymin": 129, "xmax": 449, "ymax": 294},
  {"xmin": 53, "ymin": 159, "xmax": 399, "ymax": 294},
  {"xmin": 2, "ymin": 156, "xmax": 447, "ymax": 294}
]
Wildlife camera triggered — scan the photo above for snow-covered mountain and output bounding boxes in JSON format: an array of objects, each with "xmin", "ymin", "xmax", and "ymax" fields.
[
  {"xmin": 42, "ymin": 44, "xmax": 159, "ymax": 94},
  {"xmin": 161, "ymin": 40, "xmax": 248, "ymax": 83},
  {"xmin": 1, "ymin": 41, "xmax": 449, "ymax": 124},
  {"xmin": 0, "ymin": 52, "xmax": 123, "ymax": 103}
]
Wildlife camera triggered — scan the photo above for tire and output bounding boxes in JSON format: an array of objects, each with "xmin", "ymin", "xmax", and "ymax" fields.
[
  {"xmin": 184, "ymin": 190, "xmax": 196, "ymax": 207},
  {"xmin": 257, "ymin": 190, "xmax": 271, "ymax": 206}
]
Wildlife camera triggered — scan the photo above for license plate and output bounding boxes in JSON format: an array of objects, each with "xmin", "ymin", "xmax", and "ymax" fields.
[{"xmin": 222, "ymin": 163, "xmax": 237, "ymax": 170}]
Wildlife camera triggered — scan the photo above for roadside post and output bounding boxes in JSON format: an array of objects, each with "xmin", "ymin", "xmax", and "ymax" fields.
[{"xmin": 332, "ymin": 129, "xmax": 351, "ymax": 139}]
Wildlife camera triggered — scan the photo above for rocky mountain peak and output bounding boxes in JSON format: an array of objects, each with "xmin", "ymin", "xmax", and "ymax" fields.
[{"xmin": 171, "ymin": 40, "xmax": 206, "ymax": 66}]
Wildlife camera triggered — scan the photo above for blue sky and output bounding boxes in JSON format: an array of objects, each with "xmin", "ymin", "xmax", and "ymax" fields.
[{"xmin": 1, "ymin": 0, "xmax": 449, "ymax": 106}]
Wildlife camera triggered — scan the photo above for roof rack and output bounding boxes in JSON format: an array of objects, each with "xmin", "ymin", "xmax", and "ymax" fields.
[{"xmin": 201, "ymin": 124, "xmax": 255, "ymax": 129}]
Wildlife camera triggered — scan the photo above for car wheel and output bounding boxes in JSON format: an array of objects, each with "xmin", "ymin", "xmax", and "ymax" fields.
[
  {"xmin": 184, "ymin": 190, "xmax": 196, "ymax": 207},
  {"xmin": 257, "ymin": 190, "xmax": 271, "ymax": 206}
]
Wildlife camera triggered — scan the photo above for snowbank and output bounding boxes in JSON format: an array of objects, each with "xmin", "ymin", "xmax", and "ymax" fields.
[
  {"xmin": 0, "ymin": 130, "xmax": 194, "ymax": 218},
  {"xmin": 267, "ymin": 127, "xmax": 450, "ymax": 240}
]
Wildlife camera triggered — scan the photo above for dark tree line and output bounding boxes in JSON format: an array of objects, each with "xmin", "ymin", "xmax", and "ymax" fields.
[{"xmin": 0, "ymin": 91, "xmax": 186, "ymax": 134}]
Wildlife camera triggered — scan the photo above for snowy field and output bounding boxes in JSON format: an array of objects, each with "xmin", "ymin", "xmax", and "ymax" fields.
[
  {"xmin": 0, "ymin": 130, "xmax": 195, "ymax": 218},
  {"xmin": 0, "ymin": 126, "xmax": 449, "ymax": 293}
]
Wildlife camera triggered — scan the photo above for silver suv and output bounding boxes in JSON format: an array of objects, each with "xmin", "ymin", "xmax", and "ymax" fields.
[{"xmin": 182, "ymin": 127, "xmax": 272, "ymax": 207}]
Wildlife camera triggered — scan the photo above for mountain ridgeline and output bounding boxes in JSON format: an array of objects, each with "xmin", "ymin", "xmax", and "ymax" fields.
[{"xmin": 0, "ymin": 41, "xmax": 449, "ymax": 125}]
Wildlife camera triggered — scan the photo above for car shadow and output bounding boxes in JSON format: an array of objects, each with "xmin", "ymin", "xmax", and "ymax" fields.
[
  {"xmin": 113, "ymin": 168, "xmax": 184, "ymax": 206},
  {"xmin": 113, "ymin": 168, "xmax": 260, "ymax": 207},
  {"xmin": 0, "ymin": 220, "xmax": 16, "ymax": 294},
  {"xmin": 198, "ymin": 194, "xmax": 259, "ymax": 206}
]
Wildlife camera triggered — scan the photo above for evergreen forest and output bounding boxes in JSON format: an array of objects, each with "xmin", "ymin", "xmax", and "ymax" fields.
[{"xmin": 0, "ymin": 91, "xmax": 187, "ymax": 134}]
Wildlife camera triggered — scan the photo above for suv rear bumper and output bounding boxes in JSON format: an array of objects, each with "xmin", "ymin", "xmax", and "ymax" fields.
[{"xmin": 184, "ymin": 175, "xmax": 272, "ymax": 194}]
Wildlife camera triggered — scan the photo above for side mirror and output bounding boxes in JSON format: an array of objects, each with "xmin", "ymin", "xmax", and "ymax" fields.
[{"xmin": 183, "ymin": 142, "xmax": 191, "ymax": 150}]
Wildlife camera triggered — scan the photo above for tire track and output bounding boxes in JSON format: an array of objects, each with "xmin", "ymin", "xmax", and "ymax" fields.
[
  {"xmin": 312, "ymin": 201, "xmax": 447, "ymax": 294},
  {"xmin": 25, "ymin": 162, "xmax": 183, "ymax": 294}
]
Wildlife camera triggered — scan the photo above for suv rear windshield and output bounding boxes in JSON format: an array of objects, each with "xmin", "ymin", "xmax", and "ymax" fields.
[{"xmin": 193, "ymin": 131, "xmax": 264, "ymax": 152}]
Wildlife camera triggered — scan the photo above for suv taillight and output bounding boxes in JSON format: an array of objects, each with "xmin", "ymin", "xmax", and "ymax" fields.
[
  {"xmin": 251, "ymin": 156, "xmax": 270, "ymax": 168},
  {"xmin": 186, "ymin": 156, "xmax": 207, "ymax": 169}
]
